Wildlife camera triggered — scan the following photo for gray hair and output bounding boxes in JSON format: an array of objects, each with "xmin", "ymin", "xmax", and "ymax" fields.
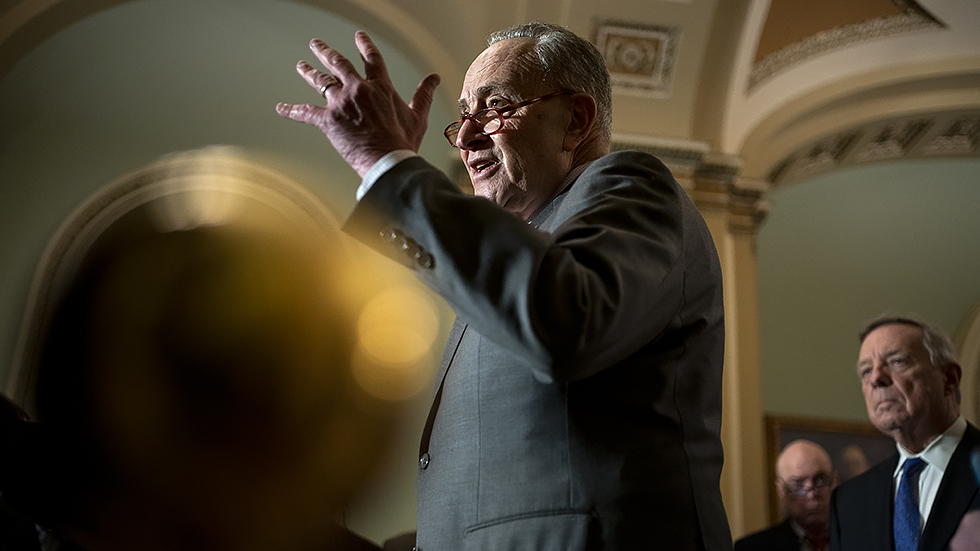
[{"xmin": 488, "ymin": 22, "xmax": 612, "ymax": 141}]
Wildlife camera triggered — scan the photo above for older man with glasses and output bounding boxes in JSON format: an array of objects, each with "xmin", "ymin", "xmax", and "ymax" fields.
[
  {"xmin": 278, "ymin": 22, "xmax": 730, "ymax": 551},
  {"xmin": 736, "ymin": 440, "xmax": 838, "ymax": 551}
]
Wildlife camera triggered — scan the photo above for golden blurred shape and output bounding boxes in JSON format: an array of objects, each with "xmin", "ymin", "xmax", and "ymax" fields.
[{"xmin": 353, "ymin": 286, "xmax": 439, "ymax": 401}]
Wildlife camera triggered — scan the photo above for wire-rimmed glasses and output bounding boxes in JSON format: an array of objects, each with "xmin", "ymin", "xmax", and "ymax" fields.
[
  {"xmin": 444, "ymin": 91, "xmax": 572, "ymax": 147},
  {"xmin": 780, "ymin": 474, "xmax": 835, "ymax": 497}
]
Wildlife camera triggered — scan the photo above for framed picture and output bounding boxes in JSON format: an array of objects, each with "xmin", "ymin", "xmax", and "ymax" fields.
[{"xmin": 764, "ymin": 415, "xmax": 895, "ymax": 524}]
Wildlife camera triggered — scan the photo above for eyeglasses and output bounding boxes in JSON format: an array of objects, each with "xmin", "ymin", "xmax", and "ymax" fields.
[
  {"xmin": 780, "ymin": 474, "xmax": 835, "ymax": 497},
  {"xmin": 444, "ymin": 91, "xmax": 572, "ymax": 147}
]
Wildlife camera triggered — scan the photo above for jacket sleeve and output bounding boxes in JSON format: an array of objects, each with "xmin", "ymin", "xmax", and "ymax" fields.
[{"xmin": 342, "ymin": 151, "xmax": 712, "ymax": 383}]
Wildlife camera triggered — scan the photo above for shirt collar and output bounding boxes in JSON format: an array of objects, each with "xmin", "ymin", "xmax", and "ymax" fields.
[
  {"xmin": 789, "ymin": 518, "xmax": 811, "ymax": 538},
  {"xmin": 893, "ymin": 415, "xmax": 967, "ymax": 478}
]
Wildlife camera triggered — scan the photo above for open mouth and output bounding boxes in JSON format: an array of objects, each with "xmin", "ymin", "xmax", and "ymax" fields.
[{"xmin": 471, "ymin": 159, "xmax": 498, "ymax": 175}]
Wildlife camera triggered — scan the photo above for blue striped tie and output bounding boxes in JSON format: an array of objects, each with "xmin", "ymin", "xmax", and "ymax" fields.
[{"xmin": 894, "ymin": 457, "xmax": 926, "ymax": 551}]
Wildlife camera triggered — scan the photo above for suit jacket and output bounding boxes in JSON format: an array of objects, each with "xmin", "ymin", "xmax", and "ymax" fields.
[
  {"xmin": 344, "ymin": 151, "xmax": 731, "ymax": 551},
  {"xmin": 734, "ymin": 519, "xmax": 800, "ymax": 551},
  {"xmin": 830, "ymin": 422, "xmax": 980, "ymax": 551}
]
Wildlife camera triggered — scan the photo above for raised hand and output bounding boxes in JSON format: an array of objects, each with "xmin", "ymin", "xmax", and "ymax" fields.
[{"xmin": 276, "ymin": 31, "xmax": 441, "ymax": 177}]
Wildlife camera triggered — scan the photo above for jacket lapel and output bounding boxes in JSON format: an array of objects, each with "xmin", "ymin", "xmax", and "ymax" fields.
[
  {"xmin": 432, "ymin": 318, "xmax": 465, "ymax": 397},
  {"xmin": 920, "ymin": 423, "xmax": 980, "ymax": 551},
  {"xmin": 418, "ymin": 318, "xmax": 467, "ymax": 457},
  {"xmin": 874, "ymin": 454, "xmax": 900, "ymax": 551}
]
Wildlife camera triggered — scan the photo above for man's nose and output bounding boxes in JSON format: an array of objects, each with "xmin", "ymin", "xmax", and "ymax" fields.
[
  {"xmin": 801, "ymin": 486, "xmax": 821, "ymax": 498},
  {"xmin": 869, "ymin": 363, "xmax": 891, "ymax": 387},
  {"xmin": 456, "ymin": 118, "xmax": 490, "ymax": 150}
]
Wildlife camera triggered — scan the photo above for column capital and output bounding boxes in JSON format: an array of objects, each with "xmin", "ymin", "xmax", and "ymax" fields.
[
  {"xmin": 611, "ymin": 136, "xmax": 771, "ymax": 236},
  {"xmin": 691, "ymin": 154, "xmax": 770, "ymax": 237}
]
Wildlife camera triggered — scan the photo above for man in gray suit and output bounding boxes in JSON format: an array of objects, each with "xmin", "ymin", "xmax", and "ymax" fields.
[{"xmin": 278, "ymin": 22, "xmax": 731, "ymax": 551}]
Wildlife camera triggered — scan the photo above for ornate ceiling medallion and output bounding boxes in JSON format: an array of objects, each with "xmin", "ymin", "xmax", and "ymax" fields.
[{"xmin": 595, "ymin": 19, "xmax": 680, "ymax": 98}]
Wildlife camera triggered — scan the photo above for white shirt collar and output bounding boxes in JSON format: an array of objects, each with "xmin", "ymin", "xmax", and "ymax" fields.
[{"xmin": 893, "ymin": 415, "xmax": 967, "ymax": 477}]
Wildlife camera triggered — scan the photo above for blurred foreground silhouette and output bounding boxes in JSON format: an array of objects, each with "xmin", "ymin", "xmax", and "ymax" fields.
[{"xmin": 1, "ymin": 149, "xmax": 435, "ymax": 550}]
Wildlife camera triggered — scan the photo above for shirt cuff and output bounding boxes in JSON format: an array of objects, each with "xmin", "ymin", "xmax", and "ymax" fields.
[{"xmin": 357, "ymin": 150, "xmax": 419, "ymax": 201}]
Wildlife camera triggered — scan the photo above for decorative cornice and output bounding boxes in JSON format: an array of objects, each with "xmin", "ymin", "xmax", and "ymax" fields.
[
  {"xmin": 728, "ymin": 178, "xmax": 771, "ymax": 237},
  {"xmin": 611, "ymin": 133, "xmax": 710, "ymax": 188},
  {"xmin": 612, "ymin": 135, "xmax": 770, "ymax": 235},
  {"xmin": 690, "ymin": 158, "xmax": 770, "ymax": 237},
  {"xmin": 768, "ymin": 110, "xmax": 980, "ymax": 186},
  {"xmin": 749, "ymin": 0, "xmax": 946, "ymax": 91},
  {"xmin": 855, "ymin": 119, "xmax": 931, "ymax": 162},
  {"xmin": 922, "ymin": 114, "xmax": 980, "ymax": 156}
]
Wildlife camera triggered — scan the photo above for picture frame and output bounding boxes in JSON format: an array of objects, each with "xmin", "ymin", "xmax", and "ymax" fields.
[{"xmin": 764, "ymin": 415, "xmax": 895, "ymax": 524}]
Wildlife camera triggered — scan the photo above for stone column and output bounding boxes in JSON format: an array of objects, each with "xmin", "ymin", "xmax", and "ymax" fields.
[{"xmin": 691, "ymin": 155, "xmax": 770, "ymax": 540}]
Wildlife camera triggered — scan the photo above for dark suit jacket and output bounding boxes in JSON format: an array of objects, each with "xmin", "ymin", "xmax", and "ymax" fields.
[
  {"xmin": 830, "ymin": 422, "xmax": 980, "ymax": 551},
  {"xmin": 734, "ymin": 519, "xmax": 799, "ymax": 551},
  {"xmin": 345, "ymin": 151, "xmax": 731, "ymax": 551}
]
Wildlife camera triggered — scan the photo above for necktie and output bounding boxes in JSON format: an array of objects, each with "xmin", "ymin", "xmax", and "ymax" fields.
[{"xmin": 894, "ymin": 457, "xmax": 927, "ymax": 551}]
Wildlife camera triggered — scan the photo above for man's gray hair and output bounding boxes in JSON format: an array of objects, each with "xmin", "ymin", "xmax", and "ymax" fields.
[
  {"xmin": 488, "ymin": 22, "xmax": 612, "ymax": 141},
  {"xmin": 859, "ymin": 315, "xmax": 959, "ymax": 369}
]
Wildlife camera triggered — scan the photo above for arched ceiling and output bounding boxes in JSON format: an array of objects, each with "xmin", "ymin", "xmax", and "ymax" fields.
[{"xmin": 3, "ymin": 0, "xmax": 977, "ymax": 187}]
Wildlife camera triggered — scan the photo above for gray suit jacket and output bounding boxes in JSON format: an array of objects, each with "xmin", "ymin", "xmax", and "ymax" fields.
[
  {"xmin": 830, "ymin": 422, "xmax": 980, "ymax": 551},
  {"xmin": 345, "ymin": 151, "xmax": 731, "ymax": 551}
]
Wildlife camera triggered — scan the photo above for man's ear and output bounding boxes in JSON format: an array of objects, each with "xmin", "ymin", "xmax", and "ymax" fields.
[
  {"xmin": 943, "ymin": 362, "xmax": 962, "ymax": 395},
  {"xmin": 562, "ymin": 93, "xmax": 597, "ymax": 151}
]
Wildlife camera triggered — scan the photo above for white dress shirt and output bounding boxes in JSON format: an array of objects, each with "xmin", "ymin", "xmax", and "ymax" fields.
[
  {"xmin": 356, "ymin": 149, "xmax": 417, "ymax": 200},
  {"xmin": 892, "ymin": 415, "xmax": 967, "ymax": 531}
]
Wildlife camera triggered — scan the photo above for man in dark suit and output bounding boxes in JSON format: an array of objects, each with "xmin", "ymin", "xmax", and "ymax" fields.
[
  {"xmin": 278, "ymin": 21, "xmax": 731, "ymax": 551},
  {"xmin": 831, "ymin": 316, "xmax": 980, "ymax": 551},
  {"xmin": 736, "ymin": 440, "xmax": 837, "ymax": 551}
]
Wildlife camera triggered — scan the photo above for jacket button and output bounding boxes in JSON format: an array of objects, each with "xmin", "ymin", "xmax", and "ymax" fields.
[
  {"xmin": 415, "ymin": 251, "xmax": 434, "ymax": 269},
  {"xmin": 419, "ymin": 453, "xmax": 430, "ymax": 470},
  {"xmin": 380, "ymin": 229, "xmax": 402, "ymax": 243}
]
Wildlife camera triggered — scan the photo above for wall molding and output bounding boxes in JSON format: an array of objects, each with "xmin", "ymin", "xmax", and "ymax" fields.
[
  {"xmin": 749, "ymin": 0, "xmax": 946, "ymax": 90},
  {"xmin": 768, "ymin": 110, "xmax": 980, "ymax": 186}
]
